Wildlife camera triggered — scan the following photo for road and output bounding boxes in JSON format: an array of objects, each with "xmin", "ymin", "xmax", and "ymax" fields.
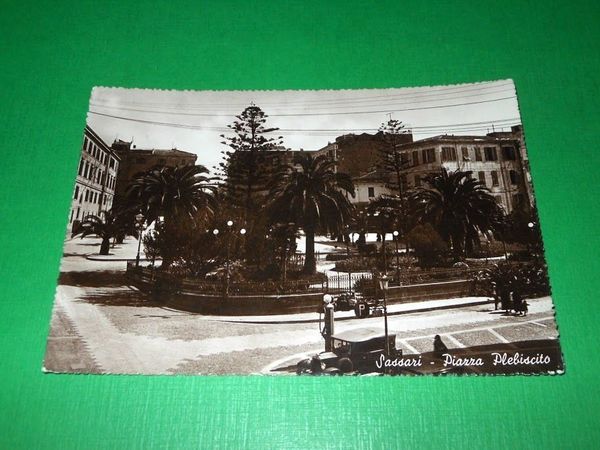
[{"xmin": 43, "ymin": 236, "xmax": 560, "ymax": 375}]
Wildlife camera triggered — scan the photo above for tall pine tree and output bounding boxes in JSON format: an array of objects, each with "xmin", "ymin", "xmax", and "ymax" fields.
[
  {"xmin": 377, "ymin": 119, "xmax": 411, "ymax": 199},
  {"xmin": 219, "ymin": 105, "xmax": 283, "ymax": 220}
]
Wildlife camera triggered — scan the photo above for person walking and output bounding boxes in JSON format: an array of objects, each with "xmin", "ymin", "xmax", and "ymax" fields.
[
  {"xmin": 500, "ymin": 287, "xmax": 511, "ymax": 314},
  {"xmin": 522, "ymin": 299, "xmax": 529, "ymax": 317},
  {"xmin": 434, "ymin": 335, "xmax": 448, "ymax": 357},
  {"xmin": 513, "ymin": 289, "xmax": 523, "ymax": 316},
  {"xmin": 491, "ymin": 282, "xmax": 499, "ymax": 310}
]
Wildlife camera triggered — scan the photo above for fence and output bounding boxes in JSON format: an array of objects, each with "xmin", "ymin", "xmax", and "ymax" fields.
[{"xmin": 325, "ymin": 272, "xmax": 372, "ymax": 294}]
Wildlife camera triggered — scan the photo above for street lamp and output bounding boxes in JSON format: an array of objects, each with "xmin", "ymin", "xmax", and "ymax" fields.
[
  {"xmin": 393, "ymin": 230, "xmax": 400, "ymax": 283},
  {"xmin": 135, "ymin": 213, "xmax": 145, "ymax": 268},
  {"xmin": 322, "ymin": 294, "xmax": 334, "ymax": 351},
  {"xmin": 344, "ymin": 225, "xmax": 352, "ymax": 292},
  {"xmin": 378, "ymin": 274, "xmax": 390, "ymax": 358},
  {"xmin": 220, "ymin": 220, "xmax": 246, "ymax": 298}
]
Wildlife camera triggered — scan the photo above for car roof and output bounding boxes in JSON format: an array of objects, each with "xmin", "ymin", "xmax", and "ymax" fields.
[{"xmin": 331, "ymin": 327, "xmax": 396, "ymax": 342}]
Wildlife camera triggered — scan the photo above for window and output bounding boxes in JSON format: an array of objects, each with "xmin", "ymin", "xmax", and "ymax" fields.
[
  {"xmin": 73, "ymin": 186, "xmax": 79, "ymax": 200},
  {"xmin": 414, "ymin": 175, "xmax": 421, "ymax": 187},
  {"xmin": 441, "ymin": 147, "xmax": 457, "ymax": 162},
  {"xmin": 474, "ymin": 147, "xmax": 482, "ymax": 161},
  {"xmin": 491, "ymin": 171, "xmax": 499, "ymax": 186},
  {"xmin": 412, "ymin": 150, "xmax": 419, "ymax": 166},
  {"xmin": 83, "ymin": 162, "xmax": 89, "ymax": 179},
  {"xmin": 422, "ymin": 148, "xmax": 436, "ymax": 163},
  {"xmin": 368, "ymin": 187, "xmax": 375, "ymax": 198},
  {"xmin": 461, "ymin": 147, "xmax": 469, "ymax": 161},
  {"xmin": 478, "ymin": 171, "xmax": 486, "ymax": 186},
  {"xmin": 509, "ymin": 170, "xmax": 519, "ymax": 185},
  {"xmin": 78, "ymin": 159, "xmax": 84, "ymax": 176},
  {"xmin": 502, "ymin": 146, "xmax": 516, "ymax": 160},
  {"xmin": 85, "ymin": 190, "xmax": 89, "ymax": 202},
  {"xmin": 484, "ymin": 147, "xmax": 498, "ymax": 161}
]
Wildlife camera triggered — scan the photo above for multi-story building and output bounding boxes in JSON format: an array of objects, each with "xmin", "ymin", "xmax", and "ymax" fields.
[
  {"xmin": 348, "ymin": 126, "xmax": 533, "ymax": 215},
  {"xmin": 69, "ymin": 126, "xmax": 120, "ymax": 228},
  {"xmin": 110, "ymin": 139, "xmax": 197, "ymax": 198},
  {"xmin": 315, "ymin": 131, "xmax": 414, "ymax": 176}
]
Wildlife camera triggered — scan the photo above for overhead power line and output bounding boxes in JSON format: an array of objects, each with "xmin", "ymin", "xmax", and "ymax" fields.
[
  {"xmin": 90, "ymin": 95, "xmax": 517, "ymax": 119},
  {"xmin": 90, "ymin": 88, "xmax": 515, "ymax": 116},
  {"xmin": 88, "ymin": 110, "xmax": 520, "ymax": 136},
  {"xmin": 90, "ymin": 81, "xmax": 514, "ymax": 111}
]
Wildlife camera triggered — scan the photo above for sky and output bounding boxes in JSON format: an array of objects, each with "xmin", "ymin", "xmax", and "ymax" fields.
[{"xmin": 87, "ymin": 79, "xmax": 521, "ymax": 172}]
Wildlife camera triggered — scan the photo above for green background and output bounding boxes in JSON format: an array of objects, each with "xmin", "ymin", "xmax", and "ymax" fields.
[{"xmin": 1, "ymin": 1, "xmax": 598, "ymax": 448}]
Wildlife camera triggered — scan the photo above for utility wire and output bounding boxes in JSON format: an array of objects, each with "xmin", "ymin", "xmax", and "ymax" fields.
[
  {"xmin": 90, "ymin": 83, "xmax": 514, "ymax": 111},
  {"xmin": 91, "ymin": 80, "xmax": 513, "ymax": 109},
  {"xmin": 90, "ymin": 87, "xmax": 514, "ymax": 115},
  {"xmin": 88, "ymin": 110, "xmax": 519, "ymax": 135},
  {"xmin": 90, "ymin": 95, "xmax": 516, "ymax": 119}
]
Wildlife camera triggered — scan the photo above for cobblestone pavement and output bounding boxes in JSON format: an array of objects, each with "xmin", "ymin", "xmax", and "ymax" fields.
[{"xmin": 43, "ymin": 236, "xmax": 560, "ymax": 375}]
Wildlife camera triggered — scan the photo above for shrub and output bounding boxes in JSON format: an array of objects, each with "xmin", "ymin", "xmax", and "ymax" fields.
[{"xmin": 405, "ymin": 224, "xmax": 447, "ymax": 268}]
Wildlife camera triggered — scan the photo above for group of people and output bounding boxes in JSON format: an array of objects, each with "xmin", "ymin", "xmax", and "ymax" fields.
[{"xmin": 492, "ymin": 283, "xmax": 528, "ymax": 316}]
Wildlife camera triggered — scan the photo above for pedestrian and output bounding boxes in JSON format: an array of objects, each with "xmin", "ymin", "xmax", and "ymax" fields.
[
  {"xmin": 500, "ymin": 287, "xmax": 511, "ymax": 314},
  {"xmin": 513, "ymin": 289, "xmax": 523, "ymax": 316},
  {"xmin": 310, "ymin": 355, "xmax": 324, "ymax": 374},
  {"xmin": 491, "ymin": 282, "xmax": 499, "ymax": 310},
  {"xmin": 522, "ymin": 300, "xmax": 529, "ymax": 317},
  {"xmin": 434, "ymin": 335, "xmax": 448, "ymax": 357}
]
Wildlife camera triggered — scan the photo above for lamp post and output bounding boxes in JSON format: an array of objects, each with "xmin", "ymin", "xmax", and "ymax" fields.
[
  {"xmin": 322, "ymin": 294, "xmax": 334, "ymax": 351},
  {"xmin": 344, "ymin": 225, "xmax": 352, "ymax": 293},
  {"xmin": 392, "ymin": 230, "xmax": 400, "ymax": 284},
  {"xmin": 135, "ymin": 213, "xmax": 145, "ymax": 268},
  {"xmin": 527, "ymin": 221, "xmax": 537, "ymax": 261},
  {"xmin": 215, "ymin": 221, "xmax": 246, "ymax": 298},
  {"xmin": 378, "ymin": 274, "xmax": 390, "ymax": 358}
]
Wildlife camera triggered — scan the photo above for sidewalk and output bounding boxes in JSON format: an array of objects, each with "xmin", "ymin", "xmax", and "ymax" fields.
[{"xmin": 205, "ymin": 296, "xmax": 494, "ymax": 324}]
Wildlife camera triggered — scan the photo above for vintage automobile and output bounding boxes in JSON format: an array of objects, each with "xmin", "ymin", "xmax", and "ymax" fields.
[
  {"xmin": 297, "ymin": 327, "xmax": 401, "ymax": 375},
  {"xmin": 332, "ymin": 292, "xmax": 358, "ymax": 311}
]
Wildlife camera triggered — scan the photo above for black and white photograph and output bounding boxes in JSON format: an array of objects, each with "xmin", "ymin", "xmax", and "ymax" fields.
[{"xmin": 43, "ymin": 80, "xmax": 564, "ymax": 376}]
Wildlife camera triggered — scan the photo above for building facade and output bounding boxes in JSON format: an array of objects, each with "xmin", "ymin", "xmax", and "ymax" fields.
[
  {"xmin": 69, "ymin": 126, "xmax": 120, "ymax": 227},
  {"xmin": 348, "ymin": 126, "xmax": 533, "ymax": 215},
  {"xmin": 315, "ymin": 131, "xmax": 413, "ymax": 177},
  {"xmin": 111, "ymin": 139, "xmax": 198, "ymax": 198}
]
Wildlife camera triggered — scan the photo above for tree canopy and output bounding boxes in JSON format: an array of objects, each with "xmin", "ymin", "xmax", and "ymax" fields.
[
  {"xmin": 269, "ymin": 153, "xmax": 355, "ymax": 273},
  {"xmin": 410, "ymin": 168, "xmax": 505, "ymax": 257}
]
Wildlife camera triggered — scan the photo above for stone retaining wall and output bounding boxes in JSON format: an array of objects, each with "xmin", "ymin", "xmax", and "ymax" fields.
[{"xmin": 127, "ymin": 265, "xmax": 474, "ymax": 315}]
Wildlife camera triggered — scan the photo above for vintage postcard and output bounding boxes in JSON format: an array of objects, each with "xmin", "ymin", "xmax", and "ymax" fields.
[{"xmin": 44, "ymin": 80, "xmax": 564, "ymax": 375}]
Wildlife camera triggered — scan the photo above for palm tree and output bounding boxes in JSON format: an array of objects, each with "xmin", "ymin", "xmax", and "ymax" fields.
[
  {"xmin": 410, "ymin": 168, "xmax": 504, "ymax": 258},
  {"xmin": 366, "ymin": 195, "xmax": 403, "ymax": 270},
  {"xmin": 74, "ymin": 210, "xmax": 134, "ymax": 255},
  {"xmin": 127, "ymin": 165, "xmax": 216, "ymax": 268},
  {"xmin": 269, "ymin": 153, "xmax": 355, "ymax": 274}
]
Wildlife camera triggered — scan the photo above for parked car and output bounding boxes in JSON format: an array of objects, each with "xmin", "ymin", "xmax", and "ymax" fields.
[
  {"xmin": 297, "ymin": 327, "xmax": 400, "ymax": 374},
  {"xmin": 332, "ymin": 292, "xmax": 357, "ymax": 311}
]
